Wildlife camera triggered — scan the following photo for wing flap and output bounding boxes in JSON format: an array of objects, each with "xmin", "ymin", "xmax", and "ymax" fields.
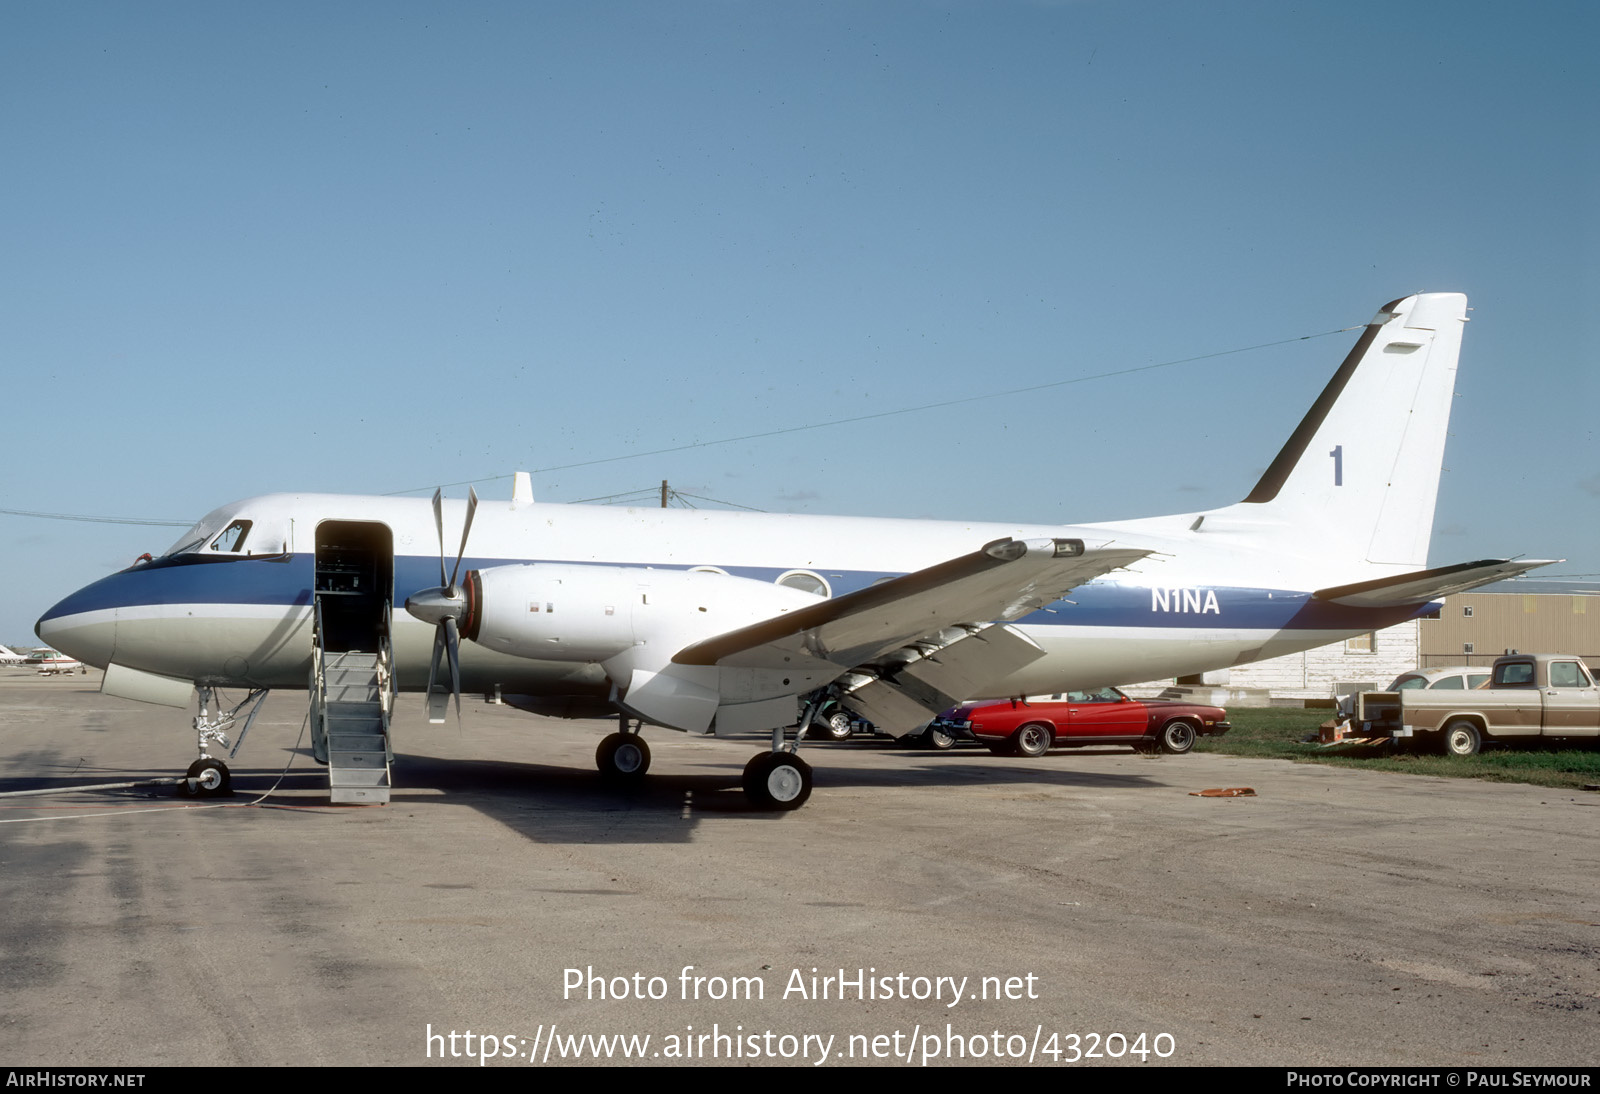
[
  {"xmin": 838, "ymin": 623, "xmax": 1044, "ymax": 736},
  {"xmin": 673, "ymin": 538, "xmax": 1151, "ymax": 671},
  {"xmin": 1313, "ymin": 558, "xmax": 1562, "ymax": 608}
]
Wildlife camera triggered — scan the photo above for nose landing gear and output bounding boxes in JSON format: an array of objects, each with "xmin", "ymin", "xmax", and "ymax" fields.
[{"xmin": 177, "ymin": 687, "xmax": 267, "ymax": 798}]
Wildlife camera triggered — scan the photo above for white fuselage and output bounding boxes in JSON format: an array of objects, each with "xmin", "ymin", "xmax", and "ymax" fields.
[{"xmin": 35, "ymin": 490, "xmax": 1428, "ymax": 706}]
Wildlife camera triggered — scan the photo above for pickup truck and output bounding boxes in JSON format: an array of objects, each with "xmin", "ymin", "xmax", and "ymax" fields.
[{"xmin": 1352, "ymin": 653, "xmax": 1599, "ymax": 756}]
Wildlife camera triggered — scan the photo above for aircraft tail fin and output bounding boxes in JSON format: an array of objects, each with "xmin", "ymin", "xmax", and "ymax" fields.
[{"xmin": 1223, "ymin": 292, "xmax": 1468, "ymax": 569}]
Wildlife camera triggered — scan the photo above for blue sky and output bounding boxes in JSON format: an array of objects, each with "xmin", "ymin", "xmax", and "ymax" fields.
[{"xmin": 2, "ymin": 0, "xmax": 1595, "ymax": 641}]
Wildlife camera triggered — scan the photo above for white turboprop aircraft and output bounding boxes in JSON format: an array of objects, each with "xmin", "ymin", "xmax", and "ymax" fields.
[{"xmin": 36, "ymin": 293, "xmax": 1554, "ymax": 807}]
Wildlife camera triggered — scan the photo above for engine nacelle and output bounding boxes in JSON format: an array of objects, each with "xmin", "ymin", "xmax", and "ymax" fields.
[{"xmin": 462, "ymin": 563, "xmax": 823, "ymax": 666}]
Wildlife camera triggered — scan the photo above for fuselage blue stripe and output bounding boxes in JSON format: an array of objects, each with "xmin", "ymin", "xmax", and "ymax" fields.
[{"xmin": 39, "ymin": 553, "xmax": 1439, "ymax": 633}]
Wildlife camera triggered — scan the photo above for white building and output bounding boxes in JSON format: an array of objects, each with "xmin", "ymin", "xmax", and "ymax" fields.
[{"xmin": 1127, "ymin": 620, "xmax": 1419, "ymax": 704}]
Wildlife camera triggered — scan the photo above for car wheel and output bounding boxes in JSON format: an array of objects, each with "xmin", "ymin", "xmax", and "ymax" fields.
[
  {"xmin": 1158, "ymin": 719, "xmax": 1197, "ymax": 755},
  {"xmin": 1011, "ymin": 722, "xmax": 1053, "ymax": 758},
  {"xmin": 822, "ymin": 711, "xmax": 853, "ymax": 740},
  {"xmin": 1443, "ymin": 719, "xmax": 1482, "ymax": 757},
  {"xmin": 925, "ymin": 725, "xmax": 957, "ymax": 751}
]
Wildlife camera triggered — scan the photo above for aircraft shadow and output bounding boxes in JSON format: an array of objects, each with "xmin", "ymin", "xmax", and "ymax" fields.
[
  {"xmin": 0, "ymin": 739, "xmax": 1168, "ymax": 848},
  {"xmin": 381, "ymin": 747, "xmax": 1168, "ymax": 846}
]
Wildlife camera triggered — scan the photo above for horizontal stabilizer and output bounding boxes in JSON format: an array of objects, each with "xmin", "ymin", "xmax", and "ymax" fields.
[
  {"xmin": 674, "ymin": 538, "xmax": 1150, "ymax": 670},
  {"xmin": 1312, "ymin": 558, "xmax": 1562, "ymax": 608}
]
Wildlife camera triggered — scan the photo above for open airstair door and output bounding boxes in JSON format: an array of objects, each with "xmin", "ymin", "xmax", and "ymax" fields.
[
  {"xmin": 312, "ymin": 521, "xmax": 396, "ymax": 803},
  {"xmin": 314, "ymin": 522, "xmax": 394, "ymax": 653}
]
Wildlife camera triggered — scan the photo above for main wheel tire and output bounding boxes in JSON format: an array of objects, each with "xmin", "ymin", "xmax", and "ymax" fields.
[
  {"xmin": 1443, "ymin": 720, "xmax": 1482, "ymax": 757},
  {"xmin": 596, "ymin": 733, "xmax": 652, "ymax": 779},
  {"xmin": 1011, "ymin": 722, "xmax": 1053, "ymax": 758},
  {"xmin": 925, "ymin": 725, "xmax": 957, "ymax": 751},
  {"xmin": 1159, "ymin": 719, "xmax": 1198, "ymax": 755},
  {"xmin": 741, "ymin": 752, "xmax": 813, "ymax": 810},
  {"xmin": 182, "ymin": 758, "xmax": 231, "ymax": 798}
]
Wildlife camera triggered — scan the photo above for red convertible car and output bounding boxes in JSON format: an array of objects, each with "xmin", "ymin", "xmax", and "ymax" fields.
[{"xmin": 947, "ymin": 687, "xmax": 1230, "ymax": 756}]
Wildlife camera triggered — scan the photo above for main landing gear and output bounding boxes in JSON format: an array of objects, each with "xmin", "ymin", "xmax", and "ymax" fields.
[
  {"xmin": 596, "ymin": 716, "xmax": 652, "ymax": 780},
  {"xmin": 598, "ymin": 710, "xmax": 819, "ymax": 810},
  {"xmin": 742, "ymin": 751, "xmax": 812, "ymax": 810},
  {"xmin": 178, "ymin": 687, "xmax": 268, "ymax": 798},
  {"xmin": 741, "ymin": 700, "xmax": 822, "ymax": 810}
]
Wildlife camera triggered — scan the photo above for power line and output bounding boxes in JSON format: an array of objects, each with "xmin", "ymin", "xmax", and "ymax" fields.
[
  {"xmin": 3, "ymin": 324, "xmax": 1362, "ymax": 521},
  {"xmin": 382, "ymin": 323, "xmax": 1359, "ymax": 495},
  {"xmin": 669, "ymin": 490, "xmax": 766, "ymax": 512},
  {"xmin": 0, "ymin": 507, "xmax": 192, "ymax": 528},
  {"xmin": 568, "ymin": 488, "xmax": 662, "ymax": 505}
]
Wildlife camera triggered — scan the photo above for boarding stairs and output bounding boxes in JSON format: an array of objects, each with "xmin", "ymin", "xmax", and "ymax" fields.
[{"xmin": 310, "ymin": 600, "xmax": 396, "ymax": 804}]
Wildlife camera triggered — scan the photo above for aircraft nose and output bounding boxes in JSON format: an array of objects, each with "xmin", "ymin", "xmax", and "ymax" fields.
[{"xmin": 36, "ymin": 576, "xmax": 121, "ymax": 670}]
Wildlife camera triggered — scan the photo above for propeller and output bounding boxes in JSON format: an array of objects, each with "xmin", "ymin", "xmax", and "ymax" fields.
[{"xmin": 404, "ymin": 486, "xmax": 478, "ymax": 724}]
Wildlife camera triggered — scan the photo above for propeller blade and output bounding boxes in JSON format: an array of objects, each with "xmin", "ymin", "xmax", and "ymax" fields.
[
  {"xmin": 431, "ymin": 488, "xmax": 447, "ymax": 590},
  {"xmin": 449, "ymin": 486, "xmax": 478, "ymax": 592},
  {"xmin": 425, "ymin": 622, "xmax": 448, "ymax": 724},
  {"xmin": 443, "ymin": 615, "xmax": 463, "ymax": 722},
  {"xmin": 418, "ymin": 486, "xmax": 474, "ymax": 724}
]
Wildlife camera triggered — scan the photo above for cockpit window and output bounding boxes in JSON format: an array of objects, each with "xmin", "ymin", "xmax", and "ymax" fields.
[
  {"xmin": 163, "ymin": 531, "xmax": 209, "ymax": 557},
  {"xmin": 209, "ymin": 520, "xmax": 252, "ymax": 553}
]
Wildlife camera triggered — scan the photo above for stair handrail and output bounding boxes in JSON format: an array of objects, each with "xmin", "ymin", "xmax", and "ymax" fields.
[
  {"xmin": 309, "ymin": 594, "xmax": 329, "ymax": 763},
  {"xmin": 376, "ymin": 599, "xmax": 396, "ymax": 721}
]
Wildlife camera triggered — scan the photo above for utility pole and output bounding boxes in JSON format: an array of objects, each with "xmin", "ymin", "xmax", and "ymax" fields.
[{"xmin": 661, "ymin": 480, "xmax": 669, "ymax": 508}]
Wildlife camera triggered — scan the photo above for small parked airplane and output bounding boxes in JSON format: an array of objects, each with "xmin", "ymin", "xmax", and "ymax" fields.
[
  {"xmin": 25, "ymin": 648, "xmax": 84, "ymax": 675},
  {"xmin": 35, "ymin": 293, "xmax": 1554, "ymax": 808},
  {"xmin": 0, "ymin": 645, "xmax": 29, "ymax": 665}
]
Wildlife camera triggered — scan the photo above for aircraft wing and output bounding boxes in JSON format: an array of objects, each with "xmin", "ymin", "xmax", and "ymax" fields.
[
  {"xmin": 675, "ymin": 537, "xmax": 1150, "ymax": 672},
  {"xmin": 1312, "ymin": 558, "xmax": 1562, "ymax": 608}
]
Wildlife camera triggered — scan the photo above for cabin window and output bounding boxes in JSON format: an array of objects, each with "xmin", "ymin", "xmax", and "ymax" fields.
[{"xmin": 776, "ymin": 570, "xmax": 831, "ymax": 598}]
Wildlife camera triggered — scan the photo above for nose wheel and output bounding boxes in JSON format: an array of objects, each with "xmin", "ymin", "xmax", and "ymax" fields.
[{"xmin": 181, "ymin": 758, "xmax": 232, "ymax": 798}]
